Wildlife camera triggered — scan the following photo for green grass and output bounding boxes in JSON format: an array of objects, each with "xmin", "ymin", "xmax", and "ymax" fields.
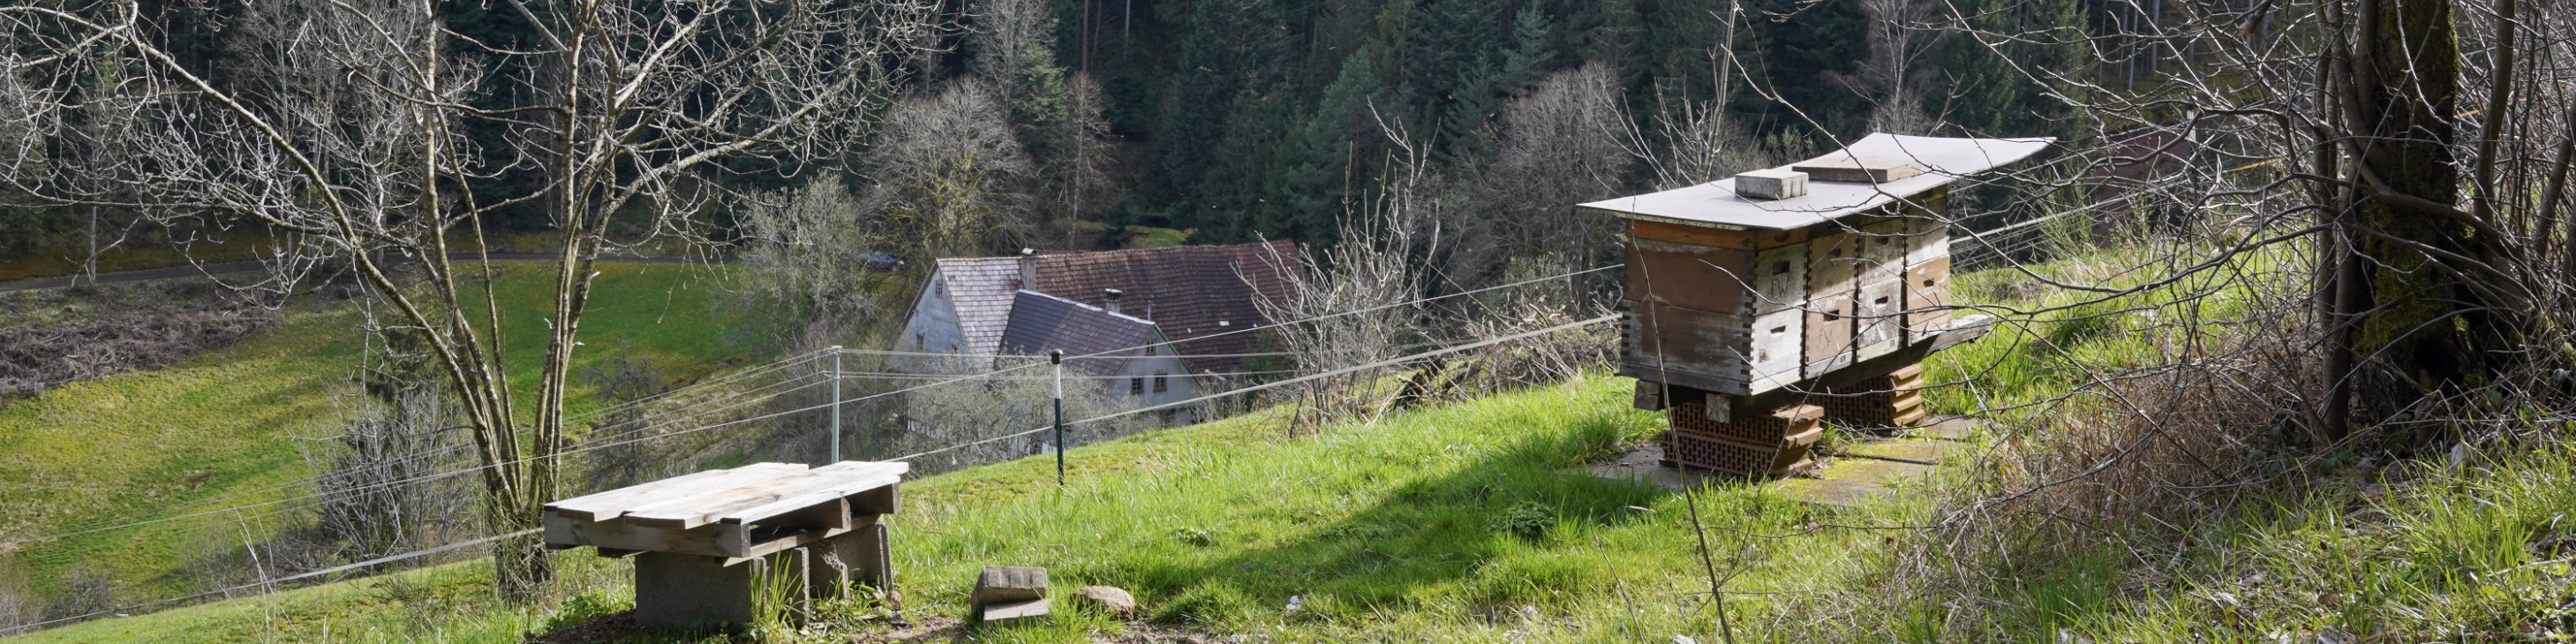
[
  {"xmin": 18, "ymin": 244, "xmax": 2574, "ymax": 643},
  {"xmin": 0, "ymin": 262, "xmax": 782, "ymax": 603},
  {"xmin": 20, "ymin": 365, "xmax": 2573, "ymax": 642},
  {"xmin": 18, "ymin": 375, "xmax": 1944, "ymax": 642}
]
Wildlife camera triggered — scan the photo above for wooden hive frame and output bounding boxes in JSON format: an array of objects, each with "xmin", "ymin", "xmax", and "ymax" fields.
[
  {"xmin": 1593, "ymin": 134, "xmax": 2048, "ymax": 475},
  {"xmin": 1616, "ymin": 188, "xmax": 1958, "ymax": 404}
]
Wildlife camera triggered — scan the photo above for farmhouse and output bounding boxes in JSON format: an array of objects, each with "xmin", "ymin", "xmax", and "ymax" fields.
[{"xmin": 893, "ymin": 242, "xmax": 1298, "ymax": 424}]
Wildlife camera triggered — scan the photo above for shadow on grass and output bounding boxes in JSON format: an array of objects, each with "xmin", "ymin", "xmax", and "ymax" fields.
[{"xmin": 1099, "ymin": 407, "xmax": 1680, "ymax": 628}]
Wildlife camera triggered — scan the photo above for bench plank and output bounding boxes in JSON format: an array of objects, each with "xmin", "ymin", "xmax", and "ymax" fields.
[
  {"xmin": 621, "ymin": 462, "xmax": 906, "ymax": 529},
  {"xmin": 545, "ymin": 463, "xmax": 807, "ymax": 521}
]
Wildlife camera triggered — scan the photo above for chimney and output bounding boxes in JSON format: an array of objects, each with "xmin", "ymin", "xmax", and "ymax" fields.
[
  {"xmin": 1017, "ymin": 248, "xmax": 1036, "ymax": 289},
  {"xmin": 1103, "ymin": 288, "xmax": 1125, "ymax": 314}
]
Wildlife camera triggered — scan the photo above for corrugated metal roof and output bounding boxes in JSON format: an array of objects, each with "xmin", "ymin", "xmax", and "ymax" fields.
[
  {"xmin": 936, "ymin": 257, "xmax": 1022, "ymax": 356},
  {"xmin": 1578, "ymin": 134, "xmax": 2055, "ymax": 230},
  {"xmin": 997, "ymin": 290, "xmax": 1162, "ymax": 378}
]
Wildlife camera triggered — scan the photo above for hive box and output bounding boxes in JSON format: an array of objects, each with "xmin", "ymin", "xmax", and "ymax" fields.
[{"xmin": 1588, "ymin": 133, "xmax": 2051, "ymax": 402}]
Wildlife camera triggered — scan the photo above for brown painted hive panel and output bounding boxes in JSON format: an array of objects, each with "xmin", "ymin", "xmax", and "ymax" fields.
[
  {"xmin": 1905, "ymin": 257, "xmax": 1953, "ymax": 339},
  {"xmin": 1618, "ymin": 300, "xmax": 1752, "ymax": 396},
  {"xmin": 1623, "ymin": 220, "xmax": 1756, "ymax": 315},
  {"xmin": 1804, "ymin": 231, "xmax": 1861, "ymax": 298},
  {"xmin": 1802, "ymin": 292, "xmax": 1857, "ymax": 378}
]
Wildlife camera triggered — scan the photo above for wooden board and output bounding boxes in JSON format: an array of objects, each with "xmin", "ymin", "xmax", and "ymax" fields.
[
  {"xmin": 1905, "ymin": 257, "xmax": 1953, "ymax": 339},
  {"xmin": 1752, "ymin": 226, "xmax": 1810, "ymax": 251},
  {"xmin": 1749, "ymin": 243, "xmax": 1808, "ymax": 315},
  {"xmin": 1805, "ymin": 231, "xmax": 1862, "ymax": 299},
  {"xmin": 1905, "ymin": 217, "xmax": 1950, "ymax": 265},
  {"xmin": 1802, "ymin": 292, "xmax": 1856, "ymax": 378},
  {"xmin": 1856, "ymin": 279, "xmax": 1904, "ymax": 361},
  {"xmin": 713, "ymin": 472, "xmax": 905, "ymax": 528},
  {"xmin": 545, "ymin": 463, "xmax": 808, "ymax": 522},
  {"xmin": 1619, "ymin": 301, "xmax": 1752, "ymax": 396},
  {"xmin": 621, "ymin": 461, "xmax": 908, "ymax": 529},
  {"xmin": 1861, "ymin": 220, "xmax": 1910, "ymax": 286},
  {"xmin": 546, "ymin": 509, "xmax": 749, "ymax": 558},
  {"xmin": 1626, "ymin": 238, "xmax": 1759, "ymax": 315},
  {"xmin": 1629, "ymin": 219, "xmax": 1755, "ymax": 250}
]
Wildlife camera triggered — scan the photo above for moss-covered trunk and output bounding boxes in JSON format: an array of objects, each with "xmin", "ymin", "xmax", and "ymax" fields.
[{"xmin": 2349, "ymin": 0, "xmax": 2489, "ymax": 405}]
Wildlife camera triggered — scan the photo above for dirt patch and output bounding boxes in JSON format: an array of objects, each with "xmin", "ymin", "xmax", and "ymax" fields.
[{"xmin": 0, "ymin": 280, "xmax": 277, "ymax": 401}]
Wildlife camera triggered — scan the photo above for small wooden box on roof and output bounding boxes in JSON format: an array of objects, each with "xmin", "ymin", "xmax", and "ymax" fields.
[{"xmin": 1584, "ymin": 133, "xmax": 2050, "ymax": 408}]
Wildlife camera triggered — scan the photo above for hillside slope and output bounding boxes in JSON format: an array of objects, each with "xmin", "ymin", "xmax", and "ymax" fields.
[{"xmin": 0, "ymin": 262, "xmax": 781, "ymax": 605}]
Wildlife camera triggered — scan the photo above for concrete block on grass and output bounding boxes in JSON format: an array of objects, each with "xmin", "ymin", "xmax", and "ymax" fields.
[
  {"xmin": 633, "ymin": 551, "xmax": 752, "ymax": 627},
  {"xmin": 971, "ymin": 566, "xmax": 1048, "ymax": 607}
]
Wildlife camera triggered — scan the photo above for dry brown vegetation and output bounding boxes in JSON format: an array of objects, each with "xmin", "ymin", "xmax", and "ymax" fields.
[{"xmin": 0, "ymin": 281, "xmax": 275, "ymax": 401}]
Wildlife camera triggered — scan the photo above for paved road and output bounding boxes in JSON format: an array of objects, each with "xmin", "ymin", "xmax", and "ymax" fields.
[{"xmin": 0, "ymin": 252, "xmax": 718, "ymax": 293}]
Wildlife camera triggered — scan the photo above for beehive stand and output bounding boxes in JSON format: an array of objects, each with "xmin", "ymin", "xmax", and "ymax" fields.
[
  {"xmin": 1588, "ymin": 133, "xmax": 2049, "ymax": 478},
  {"xmin": 543, "ymin": 461, "xmax": 906, "ymax": 626}
]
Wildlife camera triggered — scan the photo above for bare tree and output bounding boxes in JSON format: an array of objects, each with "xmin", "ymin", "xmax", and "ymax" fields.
[
  {"xmin": 1261, "ymin": 121, "xmax": 1442, "ymax": 428},
  {"xmin": 302, "ymin": 390, "xmax": 474, "ymax": 562},
  {"xmin": 862, "ymin": 79, "xmax": 1041, "ymax": 261},
  {"xmin": 0, "ymin": 0, "xmax": 942, "ymax": 595},
  {"xmin": 1464, "ymin": 64, "xmax": 1631, "ymax": 302},
  {"xmin": 734, "ymin": 176, "xmax": 899, "ymax": 331}
]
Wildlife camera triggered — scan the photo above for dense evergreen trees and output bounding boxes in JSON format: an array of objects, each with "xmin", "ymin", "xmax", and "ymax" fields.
[
  {"xmin": 6, "ymin": 0, "xmax": 2091, "ymax": 266},
  {"xmin": 1045, "ymin": 0, "xmax": 2086, "ymax": 245}
]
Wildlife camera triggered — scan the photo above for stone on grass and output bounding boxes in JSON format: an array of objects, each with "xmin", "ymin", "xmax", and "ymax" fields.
[{"xmin": 1071, "ymin": 586, "xmax": 1136, "ymax": 618}]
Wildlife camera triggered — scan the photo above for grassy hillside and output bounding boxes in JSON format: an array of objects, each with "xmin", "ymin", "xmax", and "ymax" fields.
[
  {"xmin": 0, "ymin": 262, "xmax": 783, "ymax": 603},
  {"xmin": 20, "ymin": 363, "xmax": 2570, "ymax": 642},
  {"xmin": 16, "ymin": 251, "xmax": 2572, "ymax": 642},
  {"xmin": 17, "ymin": 374, "xmax": 1950, "ymax": 643}
]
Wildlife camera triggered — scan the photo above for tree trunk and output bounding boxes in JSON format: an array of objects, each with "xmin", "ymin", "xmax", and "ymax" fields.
[
  {"xmin": 491, "ymin": 526, "xmax": 553, "ymax": 600},
  {"xmin": 2349, "ymin": 0, "xmax": 2475, "ymax": 404}
]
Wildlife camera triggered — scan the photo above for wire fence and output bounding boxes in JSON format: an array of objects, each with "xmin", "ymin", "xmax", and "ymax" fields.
[{"xmin": 0, "ymin": 263, "xmax": 1623, "ymax": 635}]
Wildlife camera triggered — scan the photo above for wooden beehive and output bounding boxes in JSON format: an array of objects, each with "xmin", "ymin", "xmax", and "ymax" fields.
[{"xmin": 1590, "ymin": 133, "xmax": 2050, "ymax": 408}]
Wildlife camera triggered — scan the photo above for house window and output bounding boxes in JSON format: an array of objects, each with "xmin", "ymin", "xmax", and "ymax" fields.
[
  {"xmin": 1129, "ymin": 377, "xmax": 1144, "ymax": 396},
  {"xmin": 1152, "ymin": 371, "xmax": 1168, "ymax": 393}
]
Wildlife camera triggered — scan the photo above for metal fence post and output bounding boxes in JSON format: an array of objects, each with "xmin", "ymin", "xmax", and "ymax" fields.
[
  {"xmin": 1050, "ymin": 349, "xmax": 1065, "ymax": 486},
  {"xmin": 829, "ymin": 346, "xmax": 843, "ymax": 463}
]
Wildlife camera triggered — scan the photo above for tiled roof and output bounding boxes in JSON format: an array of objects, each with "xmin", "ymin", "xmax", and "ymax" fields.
[
  {"xmin": 996, "ymin": 290, "xmax": 1160, "ymax": 378},
  {"xmin": 935, "ymin": 257, "xmax": 1022, "ymax": 356},
  {"xmin": 1025, "ymin": 242, "xmax": 1298, "ymax": 373}
]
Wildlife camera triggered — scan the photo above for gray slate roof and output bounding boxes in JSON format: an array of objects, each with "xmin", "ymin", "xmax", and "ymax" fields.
[
  {"xmin": 996, "ymin": 290, "xmax": 1161, "ymax": 378},
  {"xmin": 1578, "ymin": 134, "xmax": 2055, "ymax": 230},
  {"xmin": 935, "ymin": 257, "xmax": 1024, "ymax": 356}
]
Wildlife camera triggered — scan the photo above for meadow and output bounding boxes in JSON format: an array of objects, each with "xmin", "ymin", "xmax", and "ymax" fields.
[{"xmin": 0, "ymin": 262, "xmax": 782, "ymax": 603}]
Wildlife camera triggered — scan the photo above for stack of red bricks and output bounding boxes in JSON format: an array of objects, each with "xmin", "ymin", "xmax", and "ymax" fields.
[
  {"xmin": 1661, "ymin": 401, "xmax": 1827, "ymax": 477},
  {"xmin": 1819, "ymin": 363, "xmax": 1931, "ymax": 428}
]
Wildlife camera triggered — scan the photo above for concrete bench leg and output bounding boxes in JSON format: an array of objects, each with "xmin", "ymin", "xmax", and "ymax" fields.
[
  {"xmin": 634, "ymin": 552, "xmax": 752, "ymax": 627},
  {"xmin": 804, "ymin": 520, "xmax": 896, "ymax": 617}
]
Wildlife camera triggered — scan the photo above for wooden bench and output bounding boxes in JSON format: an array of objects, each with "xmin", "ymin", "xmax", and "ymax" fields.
[{"xmin": 543, "ymin": 461, "xmax": 906, "ymax": 626}]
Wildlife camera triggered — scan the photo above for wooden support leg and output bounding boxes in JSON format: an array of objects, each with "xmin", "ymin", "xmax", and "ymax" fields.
[{"xmin": 634, "ymin": 552, "xmax": 754, "ymax": 627}]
